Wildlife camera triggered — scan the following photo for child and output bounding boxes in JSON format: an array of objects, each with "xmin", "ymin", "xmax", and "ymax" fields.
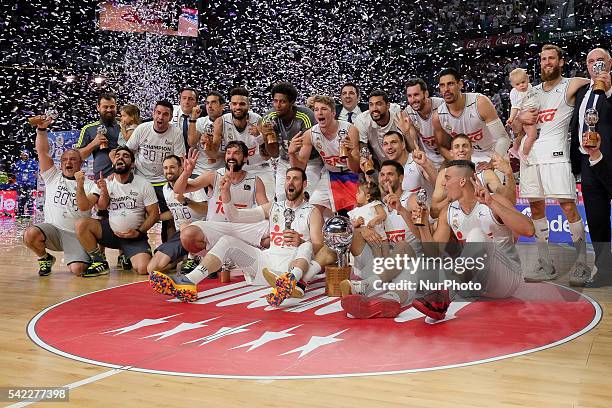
[
  {"xmin": 348, "ymin": 181, "xmax": 389, "ymax": 258},
  {"xmin": 507, "ymin": 68, "xmax": 539, "ymax": 163},
  {"xmin": 119, "ymin": 104, "xmax": 141, "ymax": 145}
]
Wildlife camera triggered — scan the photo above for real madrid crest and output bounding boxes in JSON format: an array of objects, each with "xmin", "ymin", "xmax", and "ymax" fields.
[{"xmin": 272, "ymin": 212, "xmax": 279, "ymax": 224}]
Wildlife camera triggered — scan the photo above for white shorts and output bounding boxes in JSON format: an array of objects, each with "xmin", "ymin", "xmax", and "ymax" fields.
[
  {"xmin": 519, "ymin": 161, "xmax": 577, "ymax": 200},
  {"xmin": 190, "ymin": 220, "xmax": 269, "ymax": 251},
  {"xmin": 275, "ymin": 159, "xmax": 322, "ymax": 202}
]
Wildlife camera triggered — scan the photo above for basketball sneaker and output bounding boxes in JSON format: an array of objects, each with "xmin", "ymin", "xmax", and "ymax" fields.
[
  {"xmin": 149, "ymin": 271, "xmax": 198, "ymax": 302},
  {"xmin": 82, "ymin": 260, "xmax": 110, "ymax": 278},
  {"xmin": 265, "ymin": 272, "xmax": 297, "ymax": 307},
  {"xmin": 339, "ymin": 279, "xmax": 371, "ymax": 297},
  {"xmin": 340, "ymin": 295, "xmax": 401, "ymax": 319},
  {"xmin": 263, "ymin": 268, "xmax": 304, "ymax": 298},
  {"xmin": 412, "ymin": 289, "xmax": 451, "ymax": 320},
  {"xmin": 524, "ymin": 259, "xmax": 557, "ymax": 282},
  {"xmin": 180, "ymin": 257, "xmax": 199, "ymax": 275},
  {"xmin": 38, "ymin": 253, "xmax": 56, "ymax": 276},
  {"xmin": 117, "ymin": 254, "xmax": 132, "ymax": 271},
  {"xmin": 569, "ymin": 261, "xmax": 591, "ymax": 287}
]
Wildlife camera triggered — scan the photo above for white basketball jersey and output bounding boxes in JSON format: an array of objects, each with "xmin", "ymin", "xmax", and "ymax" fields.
[
  {"xmin": 384, "ymin": 190, "xmax": 419, "ymax": 246},
  {"xmin": 447, "ymin": 201, "xmax": 513, "ymax": 245},
  {"xmin": 268, "ymin": 200, "xmax": 314, "ymax": 252},
  {"xmin": 402, "ymin": 153, "xmax": 429, "ymax": 194},
  {"xmin": 527, "ymin": 78, "xmax": 574, "ymax": 164},
  {"xmin": 194, "ymin": 116, "xmax": 224, "ymax": 174},
  {"xmin": 438, "ymin": 93, "xmax": 496, "ymax": 163},
  {"xmin": 207, "ymin": 168, "xmax": 258, "ymax": 222},
  {"xmin": 405, "ymin": 97, "xmax": 444, "ymax": 167},
  {"xmin": 221, "ymin": 112, "xmax": 269, "ymax": 171},
  {"xmin": 311, "ymin": 120, "xmax": 353, "ymax": 172},
  {"xmin": 355, "ymin": 103, "xmax": 403, "ymax": 163}
]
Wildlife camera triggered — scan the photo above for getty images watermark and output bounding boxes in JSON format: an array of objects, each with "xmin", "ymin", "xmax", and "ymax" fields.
[{"xmin": 371, "ymin": 254, "xmax": 488, "ymax": 291}]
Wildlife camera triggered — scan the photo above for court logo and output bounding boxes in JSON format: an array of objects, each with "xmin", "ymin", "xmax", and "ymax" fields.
[{"xmin": 29, "ymin": 280, "xmax": 600, "ymax": 379}]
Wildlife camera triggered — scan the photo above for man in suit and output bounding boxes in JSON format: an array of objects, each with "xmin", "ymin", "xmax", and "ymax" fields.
[
  {"xmin": 570, "ymin": 47, "xmax": 612, "ymax": 287},
  {"xmin": 336, "ymin": 82, "xmax": 368, "ymax": 123}
]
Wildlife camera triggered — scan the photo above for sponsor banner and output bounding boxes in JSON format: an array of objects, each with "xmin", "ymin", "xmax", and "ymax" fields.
[
  {"xmin": 35, "ymin": 131, "xmax": 94, "ymax": 224},
  {"xmin": 535, "ymin": 29, "xmax": 584, "ymax": 41},
  {"xmin": 0, "ymin": 190, "xmax": 17, "ymax": 218},
  {"xmin": 463, "ymin": 33, "xmax": 528, "ymax": 50}
]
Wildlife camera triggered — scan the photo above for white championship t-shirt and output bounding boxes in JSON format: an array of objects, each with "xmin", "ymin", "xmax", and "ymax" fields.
[
  {"xmin": 163, "ymin": 183, "xmax": 207, "ymax": 230},
  {"xmin": 41, "ymin": 166, "xmax": 97, "ymax": 233},
  {"xmin": 126, "ymin": 122, "xmax": 186, "ymax": 184}
]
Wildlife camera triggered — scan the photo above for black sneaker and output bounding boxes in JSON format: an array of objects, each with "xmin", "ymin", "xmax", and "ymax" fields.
[
  {"xmin": 180, "ymin": 258, "xmax": 199, "ymax": 275},
  {"xmin": 117, "ymin": 254, "xmax": 132, "ymax": 271},
  {"xmin": 82, "ymin": 260, "xmax": 110, "ymax": 278},
  {"xmin": 38, "ymin": 254, "xmax": 56, "ymax": 276}
]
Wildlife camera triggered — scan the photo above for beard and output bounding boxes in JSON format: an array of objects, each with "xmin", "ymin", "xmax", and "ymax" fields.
[
  {"xmin": 225, "ymin": 160, "xmax": 244, "ymax": 172},
  {"xmin": 231, "ymin": 110, "xmax": 247, "ymax": 120},
  {"xmin": 285, "ymin": 185, "xmax": 303, "ymax": 201},
  {"xmin": 113, "ymin": 162, "xmax": 131, "ymax": 174},
  {"xmin": 541, "ymin": 65, "xmax": 561, "ymax": 82}
]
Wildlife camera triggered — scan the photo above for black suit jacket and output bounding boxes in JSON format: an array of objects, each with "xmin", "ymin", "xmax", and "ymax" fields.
[
  {"xmin": 569, "ymin": 85, "xmax": 612, "ymax": 196},
  {"xmin": 335, "ymin": 103, "xmax": 369, "ymax": 119}
]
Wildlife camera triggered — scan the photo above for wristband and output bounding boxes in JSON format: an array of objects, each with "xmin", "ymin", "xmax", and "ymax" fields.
[
  {"xmin": 37, "ymin": 128, "xmax": 48, "ymax": 132},
  {"xmin": 188, "ymin": 119, "xmax": 197, "ymax": 123},
  {"xmin": 182, "ymin": 197, "xmax": 191, "ymax": 206}
]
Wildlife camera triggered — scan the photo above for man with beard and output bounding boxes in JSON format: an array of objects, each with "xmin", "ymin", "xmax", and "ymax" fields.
[
  {"xmin": 289, "ymin": 95, "xmax": 360, "ymax": 216},
  {"xmin": 381, "ymin": 131, "xmax": 437, "ymax": 200},
  {"xmin": 259, "ymin": 82, "xmax": 322, "ymax": 201},
  {"xmin": 336, "ymin": 82, "xmax": 368, "ymax": 123},
  {"xmin": 432, "ymin": 68, "xmax": 511, "ymax": 164},
  {"xmin": 23, "ymin": 116, "xmax": 99, "ymax": 277},
  {"xmin": 170, "ymin": 87, "xmax": 199, "ymax": 151},
  {"xmin": 209, "ymin": 87, "xmax": 275, "ymax": 201},
  {"xmin": 75, "ymin": 147, "xmax": 159, "ymax": 277},
  {"xmin": 173, "ymin": 141, "xmax": 269, "ymax": 258},
  {"xmin": 126, "ymin": 100, "xmax": 185, "ymax": 243},
  {"xmin": 146, "ymin": 155, "xmax": 208, "ymax": 275},
  {"xmin": 76, "ymin": 92, "xmax": 121, "ymax": 180},
  {"xmin": 403, "ymin": 78, "xmax": 445, "ymax": 169},
  {"xmin": 188, "ymin": 91, "xmax": 227, "ymax": 176},
  {"xmin": 430, "ymin": 134, "xmax": 515, "ymax": 219},
  {"xmin": 512, "ymin": 44, "xmax": 593, "ymax": 283},
  {"xmin": 149, "ymin": 167, "xmax": 323, "ymax": 306},
  {"xmin": 355, "ymin": 90, "xmax": 416, "ymax": 166}
]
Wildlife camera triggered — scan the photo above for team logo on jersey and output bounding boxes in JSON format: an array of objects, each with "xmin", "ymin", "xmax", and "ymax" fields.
[
  {"xmin": 272, "ymin": 212, "xmax": 279, "ymax": 224},
  {"xmin": 244, "ymin": 184, "xmax": 251, "ymax": 191},
  {"xmin": 28, "ymin": 279, "xmax": 600, "ymax": 379},
  {"xmin": 552, "ymin": 151, "xmax": 564, "ymax": 157},
  {"xmin": 537, "ymin": 109, "xmax": 557, "ymax": 124},
  {"xmin": 315, "ymin": 139, "xmax": 323, "ymax": 152}
]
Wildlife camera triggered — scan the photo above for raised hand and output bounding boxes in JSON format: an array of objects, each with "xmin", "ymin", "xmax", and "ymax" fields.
[
  {"xmin": 288, "ymin": 132, "xmax": 304, "ymax": 155},
  {"xmin": 394, "ymin": 109, "xmax": 413, "ymax": 136},
  {"xmin": 471, "ymin": 176, "xmax": 492, "ymax": 205},
  {"xmin": 191, "ymin": 105, "xmax": 201, "ymax": 119},
  {"xmin": 183, "ymin": 148, "xmax": 199, "ymax": 175},
  {"xmin": 96, "ymin": 171, "xmax": 108, "ymax": 192},
  {"xmin": 74, "ymin": 171, "xmax": 85, "ymax": 186},
  {"xmin": 490, "ymin": 152, "xmax": 511, "ymax": 174},
  {"xmin": 412, "ymin": 144, "xmax": 428, "ymax": 166}
]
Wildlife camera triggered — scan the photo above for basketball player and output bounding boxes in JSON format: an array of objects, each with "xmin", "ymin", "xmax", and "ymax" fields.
[
  {"xmin": 149, "ymin": 167, "xmax": 324, "ymax": 306},
  {"xmin": 187, "ymin": 91, "xmax": 226, "ymax": 176},
  {"xmin": 430, "ymin": 134, "xmax": 516, "ymax": 219},
  {"xmin": 433, "ymin": 68, "xmax": 511, "ymax": 164},
  {"xmin": 259, "ymin": 82, "xmax": 322, "ymax": 201},
  {"xmin": 513, "ymin": 44, "xmax": 592, "ymax": 283},
  {"xmin": 288, "ymin": 95, "xmax": 360, "ymax": 215},
  {"xmin": 209, "ymin": 87, "xmax": 275, "ymax": 201},
  {"xmin": 404, "ymin": 78, "xmax": 445, "ymax": 169},
  {"xmin": 23, "ymin": 116, "xmax": 99, "ymax": 277},
  {"xmin": 146, "ymin": 155, "xmax": 208, "ymax": 275},
  {"xmin": 355, "ymin": 90, "xmax": 416, "ymax": 165},
  {"xmin": 173, "ymin": 141, "xmax": 270, "ymax": 258},
  {"xmin": 75, "ymin": 147, "xmax": 159, "ymax": 276}
]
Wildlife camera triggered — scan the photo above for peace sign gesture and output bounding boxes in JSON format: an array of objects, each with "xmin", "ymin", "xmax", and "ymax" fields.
[{"xmin": 471, "ymin": 176, "xmax": 492, "ymax": 206}]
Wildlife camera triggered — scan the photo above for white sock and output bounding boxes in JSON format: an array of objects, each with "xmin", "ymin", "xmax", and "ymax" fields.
[
  {"xmin": 289, "ymin": 266, "xmax": 304, "ymax": 281},
  {"xmin": 187, "ymin": 253, "xmax": 195, "ymax": 259},
  {"xmin": 532, "ymin": 217, "xmax": 551, "ymax": 263},
  {"xmin": 568, "ymin": 220, "xmax": 587, "ymax": 263},
  {"xmin": 185, "ymin": 265, "xmax": 209, "ymax": 285}
]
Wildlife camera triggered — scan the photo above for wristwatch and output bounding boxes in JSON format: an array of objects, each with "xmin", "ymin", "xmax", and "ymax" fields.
[{"xmin": 182, "ymin": 197, "xmax": 191, "ymax": 206}]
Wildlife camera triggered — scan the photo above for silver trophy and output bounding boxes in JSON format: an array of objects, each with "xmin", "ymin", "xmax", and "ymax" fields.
[
  {"xmin": 413, "ymin": 188, "xmax": 428, "ymax": 226},
  {"xmin": 97, "ymin": 125, "xmax": 108, "ymax": 149},
  {"xmin": 593, "ymin": 61, "xmax": 607, "ymax": 95},
  {"xmin": 283, "ymin": 207, "xmax": 295, "ymax": 230},
  {"xmin": 583, "ymin": 108, "xmax": 599, "ymax": 148},
  {"xmin": 322, "ymin": 215, "xmax": 354, "ymax": 267}
]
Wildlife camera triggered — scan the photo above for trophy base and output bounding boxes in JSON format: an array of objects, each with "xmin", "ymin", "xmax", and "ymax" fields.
[
  {"xmin": 325, "ymin": 266, "xmax": 351, "ymax": 297},
  {"xmin": 584, "ymin": 131, "xmax": 599, "ymax": 148},
  {"xmin": 220, "ymin": 270, "xmax": 231, "ymax": 283}
]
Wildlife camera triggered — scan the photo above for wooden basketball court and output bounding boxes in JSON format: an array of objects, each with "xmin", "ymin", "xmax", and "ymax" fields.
[{"xmin": 1, "ymin": 218, "xmax": 611, "ymax": 408}]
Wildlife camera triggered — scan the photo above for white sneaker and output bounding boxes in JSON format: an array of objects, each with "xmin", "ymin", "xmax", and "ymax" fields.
[
  {"xmin": 524, "ymin": 259, "xmax": 557, "ymax": 282},
  {"xmin": 340, "ymin": 279, "xmax": 371, "ymax": 297},
  {"xmin": 569, "ymin": 261, "xmax": 591, "ymax": 287}
]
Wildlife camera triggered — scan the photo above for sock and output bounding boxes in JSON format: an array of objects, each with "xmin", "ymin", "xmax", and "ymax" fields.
[
  {"xmin": 532, "ymin": 217, "xmax": 551, "ymax": 264},
  {"xmin": 288, "ymin": 266, "xmax": 304, "ymax": 281},
  {"xmin": 185, "ymin": 265, "xmax": 209, "ymax": 285},
  {"xmin": 87, "ymin": 247, "xmax": 105, "ymax": 263},
  {"xmin": 568, "ymin": 219, "xmax": 587, "ymax": 263},
  {"xmin": 381, "ymin": 291, "xmax": 400, "ymax": 303}
]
